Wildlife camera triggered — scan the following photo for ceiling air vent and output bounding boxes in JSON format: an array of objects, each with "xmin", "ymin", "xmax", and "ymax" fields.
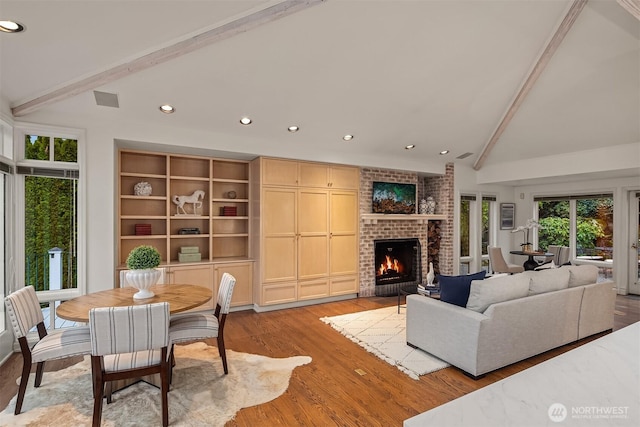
[
  {"xmin": 93, "ymin": 91, "xmax": 119, "ymax": 108},
  {"xmin": 456, "ymin": 152, "xmax": 473, "ymax": 159}
]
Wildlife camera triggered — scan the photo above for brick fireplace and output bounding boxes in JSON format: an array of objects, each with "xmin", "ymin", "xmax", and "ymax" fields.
[{"xmin": 358, "ymin": 165, "xmax": 454, "ymax": 297}]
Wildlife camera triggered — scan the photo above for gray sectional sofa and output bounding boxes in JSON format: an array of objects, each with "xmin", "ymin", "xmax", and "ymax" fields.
[{"xmin": 406, "ymin": 265, "xmax": 616, "ymax": 378}]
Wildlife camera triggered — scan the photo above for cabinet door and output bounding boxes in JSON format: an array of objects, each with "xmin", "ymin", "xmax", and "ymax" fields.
[
  {"xmin": 262, "ymin": 188, "xmax": 297, "ymax": 282},
  {"xmin": 298, "ymin": 162, "xmax": 328, "ymax": 188},
  {"xmin": 214, "ymin": 262, "xmax": 253, "ymax": 307},
  {"xmin": 262, "ymin": 158, "xmax": 298, "ymax": 186},
  {"xmin": 167, "ymin": 264, "xmax": 214, "ymax": 311},
  {"xmin": 298, "ymin": 189, "xmax": 329, "ymax": 280},
  {"xmin": 329, "ymin": 166, "xmax": 359, "ymax": 189},
  {"xmin": 330, "ymin": 275, "xmax": 358, "ymax": 295},
  {"xmin": 330, "ymin": 191, "xmax": 358, "ymax": 276}
]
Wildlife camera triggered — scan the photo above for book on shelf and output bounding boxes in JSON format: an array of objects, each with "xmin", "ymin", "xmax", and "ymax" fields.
[
  {"xmin": 220, "ymin": 206, "xmax": 237, "ymax": 216},
  {"xmin": 134, "ymin": 224, "xmax": 152, "ymax": 235}
]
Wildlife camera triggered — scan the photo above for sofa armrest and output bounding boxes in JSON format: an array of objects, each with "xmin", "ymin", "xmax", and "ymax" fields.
[
  {"xmin": 406, "ymin": 295, "xmax": 488, "ymax": 376},
  {"xmin": 578, "ymin": 281, "xmax": 617, "ymax": 339}
]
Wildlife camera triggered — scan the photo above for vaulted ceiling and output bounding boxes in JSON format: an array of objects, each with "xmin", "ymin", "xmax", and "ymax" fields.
[{"xmin": 1, "ymin": 0, "xmax": 638, "ymax": 184}]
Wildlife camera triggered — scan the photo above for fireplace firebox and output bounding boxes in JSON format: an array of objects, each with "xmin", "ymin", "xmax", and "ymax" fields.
[{"xmin": 374, "ymin": 238, "xmax": 421, "ymax": 296}]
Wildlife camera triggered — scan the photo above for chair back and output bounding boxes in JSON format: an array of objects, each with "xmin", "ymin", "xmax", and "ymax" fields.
[
  {"xmin": 4, "ymin": 286, "xmax": 44, "ymax": 339},
  {"xmin": 557, "ymin": 246, "xmax": 570, "ymax": 265},
  {"xmin": 488, "ymin": 247, "xmax": 509, "ymax": 273},
  {"xmin": 547, "ymin": 245, "xmax": 570, "ymax": 265},
  {"xmin": 89, "ymin": 302, "xmax": 169, "ymax": 356},
  {"xmin": 216, "ymin": 273, "xmax": 237, "ymax": 315}
]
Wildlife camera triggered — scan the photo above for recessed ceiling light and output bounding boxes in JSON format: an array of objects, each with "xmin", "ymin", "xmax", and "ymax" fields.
[
  {"xmin": 240, "ymin": 117, "xmax": 252, "ymax": 125},
  {"xmin": 288, "ymin": 126, "xmax": 299, "ymax": 132},
  {"xmin": 405, "ymin": 144, "xmax": 416, "ymax": 150},
  {"xmin": 0, "ymin": 20, "xmax": 25, "ymax": 33},
  {"xmin": 159, "ymin": 104, "xmax": 175, "ymax": 114},
  {"xmin": 343, "ymin": 135, "xmax": 354, "ymax": 141},
  {"xmin": 439, "ymin": 150, "xmax": 450, "ymax": 155}
]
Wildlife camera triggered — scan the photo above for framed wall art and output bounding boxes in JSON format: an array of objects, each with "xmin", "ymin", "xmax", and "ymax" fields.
[{"xmin": 500, "ymin": 203, "xmax": 515, "ymax": 230}]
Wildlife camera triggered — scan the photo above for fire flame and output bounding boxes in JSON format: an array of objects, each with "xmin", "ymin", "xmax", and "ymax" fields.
[{"xmin": 378, "ymin": 255, "xmax": 403, "ymax": 276}]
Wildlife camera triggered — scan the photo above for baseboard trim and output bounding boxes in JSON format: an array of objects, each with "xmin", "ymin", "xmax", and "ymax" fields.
[{"xmin": 252, "ymin": 294, "xmax": 358, "ymax": 312}]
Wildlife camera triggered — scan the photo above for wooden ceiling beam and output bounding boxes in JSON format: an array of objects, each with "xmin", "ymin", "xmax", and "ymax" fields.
[
  {"xmin": 473, "ymin": 0, "xmax": 588, "ymax": 171},
  {"xmin": 12, "ymin": 0, "xmax": 325, "ymax": 117},
  {"xmin": 617, "ymin": 0, "xmax": 640, "ymax": 20}
]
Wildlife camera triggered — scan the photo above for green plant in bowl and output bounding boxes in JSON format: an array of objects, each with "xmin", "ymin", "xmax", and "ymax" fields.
[{"xmin": 126, "ymin": 245, "xmax": 161, "ymax": 270}]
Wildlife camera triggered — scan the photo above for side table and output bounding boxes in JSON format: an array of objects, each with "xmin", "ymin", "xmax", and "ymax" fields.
[{"xmin": 398, "ymin": 284, "xmax": 440, "ymax": 313}]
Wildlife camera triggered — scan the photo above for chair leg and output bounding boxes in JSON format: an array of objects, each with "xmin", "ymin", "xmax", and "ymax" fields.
[
  {"xmin": 34, "ymin": 361, "xmax": 45, "ymax": 387},
  {"xmin": 14, "ymin": 354, "xmax": 32, "ymax": 415},
  {"xmin": 169, "ymin": 344, "xmax": 175, "ymax": 385},
  {"xmin": 91, "ymin": 357, "xmax": 105, "ymax": 427},
  {"xmin": 161, "ymin": 350, "xmax": 169, "ymax": 427},
  {"xmin": 106, "ymin": 381, "xmax": 113, "ymax": 404},
  {"xmin": 217, "ymin": 335, "xmax": 228, "ymax": 374}
]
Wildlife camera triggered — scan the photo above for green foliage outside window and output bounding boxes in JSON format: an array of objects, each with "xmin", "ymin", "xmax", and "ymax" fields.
[
  {"xmin": 24, "ymin": 135, "xmax": 78, "ymax": 291},
  {"xmin": 460, "ymin": 200, "xmax": 470, "ymax": 257},
  {"xmin": 538, "ymin": 198, "xmax": 612, "ymax": 258}
]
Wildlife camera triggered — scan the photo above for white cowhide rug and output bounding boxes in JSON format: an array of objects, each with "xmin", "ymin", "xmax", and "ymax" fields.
[
  {"xmin": 321, "ymin": 306, "xmax": 449, "ymax": 379},
  {"xmin": 0, "ymin": 342, "xmax": 311, "ymax": 426}
]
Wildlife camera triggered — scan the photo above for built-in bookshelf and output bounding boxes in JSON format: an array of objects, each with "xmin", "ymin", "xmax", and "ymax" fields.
[{"xmin": 117, "ymin": 149, "xmax": 250, "ymax": 266}]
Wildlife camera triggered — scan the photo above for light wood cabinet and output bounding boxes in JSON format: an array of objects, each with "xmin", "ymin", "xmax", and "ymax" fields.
[
  {"xmin": 166, "ymin": 264, "xmax": 214, "ymax": 311},
  {"xmin": 253, "ymin": 157, "xmax": 359, "ymax": 306},
  {"xmin": 262, "ymin": 187, "xmax": 297, "ymax": 284},
  {"xmin": 117, "ymin": 149, "xmax": 253, "ymax": 312},
  {"xmin": 261, "ymin": 158, "xmax": 359, "ymax": 189},
  {"xmin": 213, "ymin": 261, "xmax": 253, "ymax": 307}
]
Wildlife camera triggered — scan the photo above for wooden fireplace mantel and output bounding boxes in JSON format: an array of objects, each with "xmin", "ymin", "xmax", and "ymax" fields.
[{"xmin": 361, "ymin": 213, "xmax": 446, "ymax": 225}]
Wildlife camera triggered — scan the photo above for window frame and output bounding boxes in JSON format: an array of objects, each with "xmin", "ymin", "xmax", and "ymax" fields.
[
  {"xmin": 534, "ymin": 192, "xmax": 614, "ymax": 272},
  {"xmin": 14, "ymin": 123, "xmax": 86, "ymax": 311},
  {"xmin": 459, "ymin": 192, "xmax": 498, "ymax": 275}
]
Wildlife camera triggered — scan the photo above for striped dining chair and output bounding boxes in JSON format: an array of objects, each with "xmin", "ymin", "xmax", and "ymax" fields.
[
  {"xmin": 169, "ymin": 272, "xmax": 236, "ymax": 375},
  {"xmin": 88, "ymin": 302, "xmax": 170, "ymax": 427},
  {"xmin": 4, "ymin": 285, "xmax": 92, "ymax": 415}
]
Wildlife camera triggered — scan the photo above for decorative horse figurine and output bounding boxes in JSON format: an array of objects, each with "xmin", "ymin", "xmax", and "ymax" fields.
[{"xmin": 172, "ymin": 190, "xmax": 205, "ymax": 215}]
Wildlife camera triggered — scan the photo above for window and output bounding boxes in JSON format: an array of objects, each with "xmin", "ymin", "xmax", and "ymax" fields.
[
  {"xmin": 16, "ymin": 127, "xmax": 84, "ymax": 330},
  {"xmin": 536, "ymin": 193, "xmax": 613, "ymax": 278},
  {"xmin": 459, "ymin": 194, "xmax": 496, "ymax": 275},
  {"xmin": 481, "ymin": 196, "xmax": 496, "ymax": 271}
]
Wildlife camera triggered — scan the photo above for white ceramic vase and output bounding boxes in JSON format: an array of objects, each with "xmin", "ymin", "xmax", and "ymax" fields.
[
  {"xmin": 419, "ymin": 199, "xmax": 428, "ymax": 214},
  {"xmin": 425, "ymin": 196, "xmax": 436, "ymax": 215},
  {"xmin": 126, "ymin": 268, "xmax": 161, "ymax": 299}
]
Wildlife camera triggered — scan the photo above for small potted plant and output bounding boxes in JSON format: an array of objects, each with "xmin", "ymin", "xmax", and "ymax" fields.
[{"xmin": 125, "ymin": 245, "xmax": 162, "ymax": 299}]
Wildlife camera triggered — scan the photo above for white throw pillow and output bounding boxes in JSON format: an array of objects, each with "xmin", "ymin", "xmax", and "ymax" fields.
[
  {"xmin": 566, "ymin": 264, "xmax": 599, "ymax": 287},
  {"xmin": 525, "ymin": 268, "xmax": 570, "ymax": 295},
  {"xmin": 466, "ymin": 273, "xmax": 530, "ymax": 313}
]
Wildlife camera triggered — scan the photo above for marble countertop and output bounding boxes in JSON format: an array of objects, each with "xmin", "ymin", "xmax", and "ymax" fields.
[{"xmin": 405, "ymin": 322, "xmax": 640, "ymax": 427}]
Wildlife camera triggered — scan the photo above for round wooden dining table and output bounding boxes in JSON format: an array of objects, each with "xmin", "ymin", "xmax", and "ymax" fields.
[{"xmin": 57, "ymin": 284, "xmax": 212, "ymax": 322}]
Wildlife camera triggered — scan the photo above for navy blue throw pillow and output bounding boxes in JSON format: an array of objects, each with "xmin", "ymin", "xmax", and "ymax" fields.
[{"xmin": 438, "ymin": 271, "xmax": 487, "ymax": 307}]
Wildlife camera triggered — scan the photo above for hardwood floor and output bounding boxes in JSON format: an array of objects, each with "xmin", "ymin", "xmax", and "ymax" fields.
[{"xmin": 1, "ymin": 294, "xmax": 638, "ymax": 426}]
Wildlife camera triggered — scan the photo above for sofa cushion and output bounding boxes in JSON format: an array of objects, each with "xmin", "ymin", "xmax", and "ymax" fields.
[
  {"xmin": 466, "ymin": 273, "xmax": 530, "ymax": 313},
  {"xmin": 566, "ymin": 264, "xmax": 599, "ymax": 287},
  {"xmin": 524, "ymin": 268, "xmax": 570, "ymax": 295},
  {"xmin": 438, "ymin": 271, "xmax": 487, "ymax": 307}
]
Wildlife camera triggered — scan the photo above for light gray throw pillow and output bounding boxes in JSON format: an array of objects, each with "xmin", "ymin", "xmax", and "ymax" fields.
[
  {"xmin": 566, "ymin": 264, "xmax": 599, "ymax": 287},
  {"xmin": 525, "ymin": 268, "xmax": 570, "ymax": 295},
  {"xmin": 466, "ymin": 273, "xmax": 530, "ymax": 313}
]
